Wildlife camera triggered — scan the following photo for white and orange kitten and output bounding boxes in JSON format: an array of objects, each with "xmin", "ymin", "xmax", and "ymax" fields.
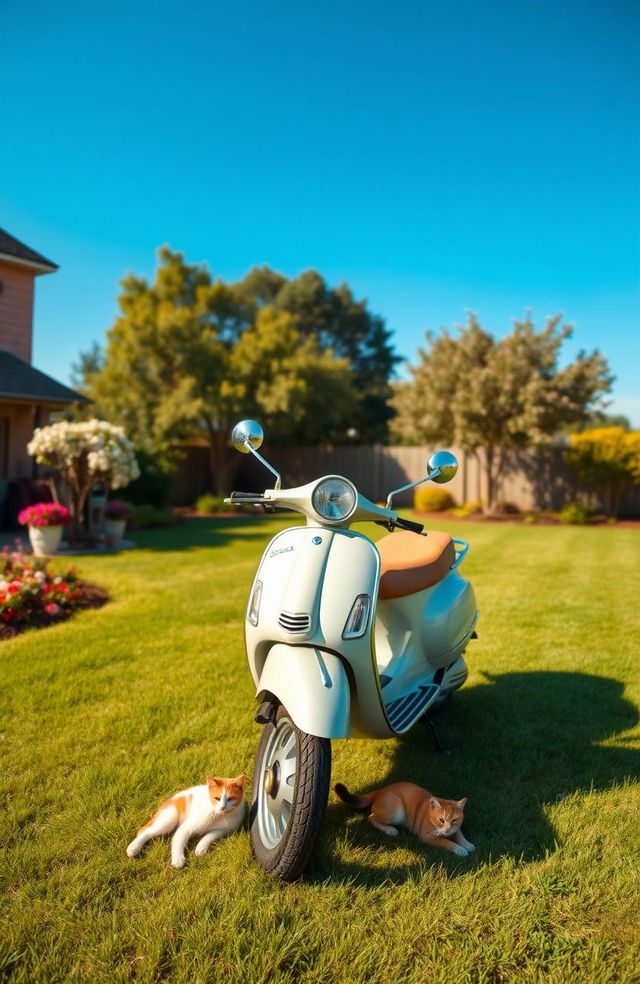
[{"xmin": 127, "ymin": 775, "xmax": 246, "ymax": 868}]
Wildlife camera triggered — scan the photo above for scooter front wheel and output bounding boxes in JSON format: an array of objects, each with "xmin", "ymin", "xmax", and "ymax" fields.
[{"xmin": 250, "ymin": 704, "xmax": 331, "ymax": 882}]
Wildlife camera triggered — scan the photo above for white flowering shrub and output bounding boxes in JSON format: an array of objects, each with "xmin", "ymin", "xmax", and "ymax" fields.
[
  {"xmin": 28, "ymin": 419, "xmax": 140, "ymax": 488},
  {"xmin": 27, "ymin": 419, "xmax": 140, "ymax": 540}
]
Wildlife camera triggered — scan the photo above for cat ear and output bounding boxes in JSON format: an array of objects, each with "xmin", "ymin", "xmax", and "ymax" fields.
[
  {"xmin": 430, "ymin": 797, "xmax": 441, "ymax": 810},
  {"xmin": 457, "ymin": 797, "xmax": 468, "ymax": 809},
  {"xmin": 234, "ymin": 774, "xmax": 246, "ymax": 786},
  {"xmin": 206, "ymin": 776, "xmax": 222, "ymax": 786}
]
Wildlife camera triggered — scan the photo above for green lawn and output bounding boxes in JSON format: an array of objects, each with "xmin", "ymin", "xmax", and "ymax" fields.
[{"xmin": 1, "ymin": 516, "xmax": 639, "ymax": 984}]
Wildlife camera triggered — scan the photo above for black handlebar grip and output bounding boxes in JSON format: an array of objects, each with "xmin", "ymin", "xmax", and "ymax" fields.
[
  {"xmin": 229, "ymin": 491, "xmax": 264, "ymax": 499},
  {"xmin": 394, "ymin": 516, "xmax": 425, "ymax": 534},
  {"xmin": 374, "ymin": 517, "xmax": 425, "ymax": 534}
]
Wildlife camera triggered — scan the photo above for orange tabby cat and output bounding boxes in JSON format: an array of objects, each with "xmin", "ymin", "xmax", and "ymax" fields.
[
  {"xmin": 127, "ymin": 775, "xmax": 246, "ymax": 868},
  {"xmin": 335, "ymin": 781, "xmax": 474, "ymax": 856}
]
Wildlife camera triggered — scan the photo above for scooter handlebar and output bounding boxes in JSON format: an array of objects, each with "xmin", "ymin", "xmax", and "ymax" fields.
[
  {"xmin": 375, "ymin": 516, "xmax": 425, "ymax": 535},
  {"xmin": 224, "ymin": 491, "xmax": 270, "ymax": 505},
  {"xmin": 225, "ymin": 486, "xmax": 424, "ymax": 532},
  {"xmin": 395, "ymin": 516, "xmax": 425, "ymax": 534}
]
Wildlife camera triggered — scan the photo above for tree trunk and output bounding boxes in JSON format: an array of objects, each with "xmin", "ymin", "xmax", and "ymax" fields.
[
  {"xmin": 484, "ymin": 446, "xmax": 497, "ymax": 513},
  {"xmin": 45, "ymin": 476, "xmax": 60, "ymax": 504},
  {"xmin": 68, "ymin": 487, "xmax": 84, "ymax": 545},
  {"xmin": 483, "ymin": 446, "xmax": 507, "ymax": 513},
  {"xmin": 64, "ymin": 457, "xmax": 94, "ymax": 545}
]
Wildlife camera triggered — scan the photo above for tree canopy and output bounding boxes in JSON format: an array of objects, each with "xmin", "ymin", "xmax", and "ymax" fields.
[
  {"xmin": 75, "ymin": 248, "xmax": 397, "ymax": 492},
  {"xmin": 391, "ymin": 313, "xmax": 613, "ymax": 510}
]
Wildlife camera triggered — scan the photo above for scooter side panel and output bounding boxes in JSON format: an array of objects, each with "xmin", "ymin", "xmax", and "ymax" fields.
[
  {"xmin": 256, "ymin": 644, "xmax": 350, "ymax": 739},
  {"xmin": 421, "ymin": 573, "xmax": 478, "ymax": 668},
  {"xmin": 376, "ymin": 573, "xmax": 477, "ymax": 675}
]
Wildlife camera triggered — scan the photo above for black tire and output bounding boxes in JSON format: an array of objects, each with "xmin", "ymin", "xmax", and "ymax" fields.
[{"xmin": 250, "ymin": 704, "xmax": 331, "ymax": 882}]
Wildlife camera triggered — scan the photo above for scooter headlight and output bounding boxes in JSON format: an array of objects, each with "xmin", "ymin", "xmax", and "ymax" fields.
[{"xmin": 311, "ymin": 477, "xmax": 357, "ymax": 523}]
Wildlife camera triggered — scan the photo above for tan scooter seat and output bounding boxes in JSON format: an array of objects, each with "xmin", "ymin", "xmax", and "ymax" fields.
[{"xmin": 377, "ymin": 530, "xmax": 455, "ymax": 599}]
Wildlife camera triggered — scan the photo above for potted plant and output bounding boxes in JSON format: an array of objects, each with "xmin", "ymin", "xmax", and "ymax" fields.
[
  {"xmin": 17, "ymin": 502, "xmax": 71, "ymax": 557},
  {"xmin": 103, "ymin": 500, "xmax": 132, "ymax": 544}
]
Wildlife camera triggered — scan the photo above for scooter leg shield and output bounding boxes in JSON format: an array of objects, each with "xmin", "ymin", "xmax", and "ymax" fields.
[{"xmin": 256, "ymin": 644, "xmax": 350, "ymax": 739}]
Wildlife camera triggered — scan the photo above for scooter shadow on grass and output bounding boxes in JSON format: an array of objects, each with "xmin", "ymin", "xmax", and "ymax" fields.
[{"xmin": 315, "ymin": 670, "xmax": 639, "ymax": 888}]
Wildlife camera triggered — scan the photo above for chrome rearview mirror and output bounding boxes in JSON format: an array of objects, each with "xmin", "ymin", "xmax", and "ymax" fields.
[
  {"xmin": 427, "ymin": 450, "xmax": 458, "ymax": 484},
  {"xmin": 230, "ymin": 419, "xmax": 281, "ymax": 489},
  {"xmin": 232, "ymin": 419, "xmax": 264, "ymax": 453},
  {"xmin": 386, "ymin": 449, "xmax": 458, "ymax": 509}
]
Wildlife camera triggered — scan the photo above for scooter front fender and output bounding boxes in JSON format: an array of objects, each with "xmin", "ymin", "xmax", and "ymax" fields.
[{"xmin": 256, "ymin": 643, "xmax": 350, "ymax": 739}]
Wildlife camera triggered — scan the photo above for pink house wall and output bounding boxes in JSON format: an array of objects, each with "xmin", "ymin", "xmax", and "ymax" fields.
[{"xmin": 0, "ymin": 262, "xmax": 34, "ymax": 363}]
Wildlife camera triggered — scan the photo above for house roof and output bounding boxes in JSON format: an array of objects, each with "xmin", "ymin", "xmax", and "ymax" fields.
[
  {"xmin": 0, "ymin": 228, "xmax": 58, "ymax": 273},
  {"xmin": 0, "ymin": 349, "xmax": 89, "ymax": 405}
]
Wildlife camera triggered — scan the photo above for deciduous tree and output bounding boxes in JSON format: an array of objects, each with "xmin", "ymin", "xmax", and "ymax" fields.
[
  {"xmin": 76, "ymin": 249, "xmax": 376, "ymax": 493},
  {"xmin": 391, "ymin": 313, "xmax": 613, "ymax": 511}
]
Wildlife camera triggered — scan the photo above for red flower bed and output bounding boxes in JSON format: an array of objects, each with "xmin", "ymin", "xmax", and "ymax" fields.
[{"xmin": 0, "ymin": 547, "xmax": 108, "ymax": 640}]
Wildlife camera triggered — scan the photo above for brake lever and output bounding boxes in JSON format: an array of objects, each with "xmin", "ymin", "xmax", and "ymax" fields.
[
  {"xmin": 375, "ymin": 519, "xmax": 396, "ymax": 532},
  {"xmin": 374, "ymin": 518, "xmax": 425, "ymax": 534}
]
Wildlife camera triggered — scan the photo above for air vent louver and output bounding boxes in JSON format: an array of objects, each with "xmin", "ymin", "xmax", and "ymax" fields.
[{"xmin": 278, "ymin": 611, "xmax": 311, "ymax": 634}]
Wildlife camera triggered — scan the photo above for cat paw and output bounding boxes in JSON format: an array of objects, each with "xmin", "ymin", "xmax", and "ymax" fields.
[
  {"xmin": 194, "ymin": 844, "xmax": 209, "ymax": 857},
  {"xmin": 464, "ymin": 841, "xmax": 476, "ymax": 853},
  {"xmin": 171, "ymin": 856, "xmax": 186, "ymax": 869},
  {"xmin": 126, "ymin": 844, "xmax": 140, "ymax": 858},
  {"xmin": 452, "ymin": 844, "xmax": 469, "ymax": 857}
]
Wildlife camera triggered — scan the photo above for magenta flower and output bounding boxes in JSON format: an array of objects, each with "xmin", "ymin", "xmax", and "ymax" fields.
[
  {"xmin": 17, "ymin": 503, "xmax": 71, "ymax": 528},
  {"xmin": 104, "ymin": 500, "xmax": 132, "ymax": 520}
]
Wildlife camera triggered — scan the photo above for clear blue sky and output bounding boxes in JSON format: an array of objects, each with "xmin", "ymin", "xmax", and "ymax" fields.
[{"xmin": 2, "ymin": 0, "xmax": 639, "ymax": 422}]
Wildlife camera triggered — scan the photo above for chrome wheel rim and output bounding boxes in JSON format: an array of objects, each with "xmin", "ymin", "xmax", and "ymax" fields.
[{"xmin": 256, "ymin": 716, "xmax": 297, "ymax": 850}]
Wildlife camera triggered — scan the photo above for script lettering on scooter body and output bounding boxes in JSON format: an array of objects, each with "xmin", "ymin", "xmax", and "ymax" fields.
[{"xmin": 269, "ymin": 545, "xmax": 295, "ymax": 558}]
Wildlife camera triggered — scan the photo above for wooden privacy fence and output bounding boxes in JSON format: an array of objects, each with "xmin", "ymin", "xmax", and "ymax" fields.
[{"xmin": 173, "ymin": 443, "xmax": 640, "ymax": 517}]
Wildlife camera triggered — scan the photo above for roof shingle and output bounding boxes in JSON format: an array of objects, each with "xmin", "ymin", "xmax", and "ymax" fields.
[
  {"xmin": 0, "ymin": 228, "xmax": 58, "ymax": 271},
  {"xmin": 0, "ymin": 349, "xmax": 89, "ymax": 404}
]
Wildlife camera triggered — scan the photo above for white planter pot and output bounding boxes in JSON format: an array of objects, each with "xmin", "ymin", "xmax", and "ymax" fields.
[
  {"xmin": 28, "ymin": 524, "xmax": 64, "ymax": 557},
  {"xmin": 104, "ymin": 518, "xmax": 127, "ymax": 544}
]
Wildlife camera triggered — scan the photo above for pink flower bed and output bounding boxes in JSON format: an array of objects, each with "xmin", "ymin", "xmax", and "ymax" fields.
[{"xmin": 0, "ymin": 548, "xmax": 107, "ymax": 634}]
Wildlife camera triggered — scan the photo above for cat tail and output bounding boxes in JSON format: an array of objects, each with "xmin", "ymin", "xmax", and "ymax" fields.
[{"xmin": 334, "ymin": 783, "xmax": 373, "ymax": 811}]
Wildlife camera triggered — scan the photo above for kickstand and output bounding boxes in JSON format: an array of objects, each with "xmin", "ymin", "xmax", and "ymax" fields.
[{"xmin": 421, "ymin": 713, "xmax": 452, "ymax": 755}]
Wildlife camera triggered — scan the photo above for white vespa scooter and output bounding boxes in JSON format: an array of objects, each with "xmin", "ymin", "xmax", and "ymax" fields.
[{"xmin": 226, "ymin": 420, "xmax": 478, "ymax": 881}]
